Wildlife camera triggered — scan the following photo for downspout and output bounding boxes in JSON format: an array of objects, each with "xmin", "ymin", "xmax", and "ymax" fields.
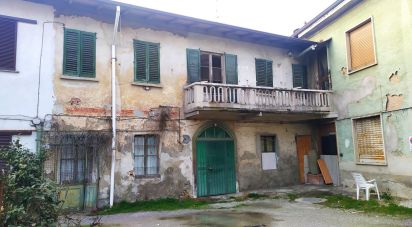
[{"xmin": 110, "ymin": 6, "xmax": 121, "ymax": 208}]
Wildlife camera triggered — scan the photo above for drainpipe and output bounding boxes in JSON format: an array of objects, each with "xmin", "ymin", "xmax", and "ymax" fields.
[{"xmin": 110, "ymin": 6, "xmax": 121, "ymax": 208}]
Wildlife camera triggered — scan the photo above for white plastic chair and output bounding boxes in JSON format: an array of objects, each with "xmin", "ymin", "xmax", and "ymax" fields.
[{"xmin": 352, "ymin": 172, "xmax": 380, "ymax": 201}]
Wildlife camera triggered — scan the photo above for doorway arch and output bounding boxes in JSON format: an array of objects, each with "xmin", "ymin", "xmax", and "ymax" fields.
[{"xmin": 194, "ymin": 124, "xmax": 236, "ymax": 197}]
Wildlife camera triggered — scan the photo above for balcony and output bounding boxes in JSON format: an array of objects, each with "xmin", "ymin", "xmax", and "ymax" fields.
[{"xmin": 184, "ymin": 82, "xmax": 335, "ymax": 122}]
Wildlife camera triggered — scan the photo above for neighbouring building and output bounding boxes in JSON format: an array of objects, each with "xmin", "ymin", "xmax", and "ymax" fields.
[
  {"xmin": 294, "ymin": 0, "xmax": 412, "ymax": 198},
  {"xmin": 2, "ymin": 0, "xmax": 340, "ymax": 210},
  {"xmin": 0, "ymin": 0, "xmax": 55, "ymax": 151}
]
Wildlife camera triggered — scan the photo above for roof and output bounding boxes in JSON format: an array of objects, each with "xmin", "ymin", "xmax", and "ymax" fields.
[
  {"xmin": 26, "ymin": 0, "xmax": 316, "ymax": 51},
  {"xmin": 292, "ymin": 0, "xmax": 363, "ymax": 38}
]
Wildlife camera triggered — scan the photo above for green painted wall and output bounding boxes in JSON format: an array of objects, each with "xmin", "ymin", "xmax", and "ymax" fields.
[{"xmin": 306, "ymin": 0, "xmax": 412, "ymax": 198}]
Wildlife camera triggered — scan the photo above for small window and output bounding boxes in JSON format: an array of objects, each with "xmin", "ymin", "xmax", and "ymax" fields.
[
  {"xmin": 0, "ymin": 18, "xmax": 17, "ymax": 71},
  {"xmin": 63, "ymin": 28, "xmax": 96, "ymax": 77},
  {"xmin": 353, "ymin": 115, "xmax": 386, "ymax": 165},
  {"xmin": 292, "ymin": 64, "xmax": 308, "ymax": 89},
  {"xmin": 255, "ymin": 59, "xmax": 273, "ymax": 87},
  {"xmin": 346, "ymin": 18, "xmax": 377, "ymax": 72},
  {"xmin": 134, "ymin": 135, "xmax": 159, "ymax": 177},
  {"xmin": 134, "ymin": 40, "xmax": 160, "ymax": 84},
  {"xmin": 260, "ymin": 135, "xmax": 277, "ymax": 170}
]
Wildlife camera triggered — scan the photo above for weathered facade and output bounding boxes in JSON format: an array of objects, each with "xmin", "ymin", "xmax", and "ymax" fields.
[
  {"xmin": 1, "ymin": 0, "xmax": 338, "ymax": 210},
  {"xmin": 295, "ymin": 0, "xmax": 412, "ymax": 198}
]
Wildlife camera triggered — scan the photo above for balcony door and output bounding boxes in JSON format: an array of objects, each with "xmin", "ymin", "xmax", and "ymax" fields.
[
  {"xmin": 200, "ymin": 52, "xmax": 223, "ymax": 83},
  {"xmin": 196, "ymin": 125, "xmax": 236, "ymax": 197}
]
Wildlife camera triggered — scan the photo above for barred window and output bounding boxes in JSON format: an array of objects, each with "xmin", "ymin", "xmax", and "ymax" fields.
[{"xmin": 134, "ymin": 135, "xmax": 159, "ymax": 177}]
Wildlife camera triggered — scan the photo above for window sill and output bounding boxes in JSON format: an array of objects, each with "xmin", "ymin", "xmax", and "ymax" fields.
[
  {"xmin": 355, "ymin": 161, "xmax": 387, "ymax": 166},
  {"xmin": 131, "ymin": 82, "xmax": 163, "ymax": 88},
  {"xmin": 135, "ymin": 174, "xmax": 161, "ymax": 179},
  {"xmin": 348, "ymin": 62, "xmax": 377, "ymax": 75},
  {"xmin": 0, "ymin": 69, "xmax": 19, "ymax": 74},
  {"xmin": 60, "ymin": 75, "xmax": 98, "ymax": 82}
]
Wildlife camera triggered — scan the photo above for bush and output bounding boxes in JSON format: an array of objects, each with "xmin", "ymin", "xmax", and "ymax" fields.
[{"xmin": 0, "ymin": 141, "xmax": 61, "ymax": 226}]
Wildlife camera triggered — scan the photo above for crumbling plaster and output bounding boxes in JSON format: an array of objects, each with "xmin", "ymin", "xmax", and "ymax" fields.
[{"xmin": 308, "ymin": 0, "xmax": 412, "ymax": 198}]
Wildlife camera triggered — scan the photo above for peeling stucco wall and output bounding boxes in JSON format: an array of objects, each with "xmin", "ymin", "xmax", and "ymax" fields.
[
  {"xmin": 46, "ymin": 11, "xmax": 316, "ymax": 206},
  {"xmin": 308, "ymin": 0, "xmax": 412, "ymax": 198}
]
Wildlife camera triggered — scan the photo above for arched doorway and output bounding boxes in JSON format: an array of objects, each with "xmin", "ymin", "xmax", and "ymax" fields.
[{"xmin": 195, "ymin": 125, "xmax": 236, "ymax": 197}]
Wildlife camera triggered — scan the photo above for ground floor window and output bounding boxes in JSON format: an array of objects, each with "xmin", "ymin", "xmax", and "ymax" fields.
[
  {"xmin": 260, "ymin": 135, "xmax": 277, "ymax": 170},
  {"xmin": 134, "ymin": 135, "xmax": 159, "ymax": 177},
  {"xmin": 353, "ymin": 115, "xmax": 386, "ymax": 165}
]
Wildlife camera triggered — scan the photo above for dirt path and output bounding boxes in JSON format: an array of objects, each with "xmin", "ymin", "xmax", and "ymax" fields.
[{"xmin": 82, "ymin": 198, "xmax": 412, "ymax": 227}]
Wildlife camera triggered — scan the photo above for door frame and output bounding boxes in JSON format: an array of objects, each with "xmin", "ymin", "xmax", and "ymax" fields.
[
  {"xmin": 296, "ymin": 135, "xmax": 312, "ymax": 184},
  {"xmin": 192, "ymin": 122, "xmax": 237, "ymax": 197}
]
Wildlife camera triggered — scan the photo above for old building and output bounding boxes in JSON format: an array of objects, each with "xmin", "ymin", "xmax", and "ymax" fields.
[
  {"xmin": 294, "ymin": 0, "xmax": 412, "ymax": 198},
  {"xmin": 2, "ymin": 0, "xmax": 338, "ymax": 210}
]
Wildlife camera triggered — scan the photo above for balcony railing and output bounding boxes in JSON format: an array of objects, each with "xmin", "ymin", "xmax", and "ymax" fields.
[{"xmin": 184, "ymin": 82, "xmax": 333, "ymax": 115}]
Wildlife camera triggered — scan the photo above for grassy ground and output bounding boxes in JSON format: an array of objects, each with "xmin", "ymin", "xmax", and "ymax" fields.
[
  {"xmin": 97, "ymin": 198, "xmax": 212, "ymax": 215},
  {"xmin": 321, "ymin": 194, "xmax": 412, "ymax": 217}
]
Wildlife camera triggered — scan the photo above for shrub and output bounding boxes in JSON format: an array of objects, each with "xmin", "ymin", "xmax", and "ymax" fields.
[{"xmin": 0, "ymin": 141, "xmax": 61, "ymax": 226}]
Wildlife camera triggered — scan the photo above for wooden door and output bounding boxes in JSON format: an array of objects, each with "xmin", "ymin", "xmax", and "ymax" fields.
[{"xmin": 296, "ymin": 135, "xmax": 312, "ymax": 183}]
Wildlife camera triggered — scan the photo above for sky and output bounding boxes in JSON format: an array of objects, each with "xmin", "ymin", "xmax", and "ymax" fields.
[{"xmin": 115, "ymin": 0, "xmax": 335, "ymax": 36}]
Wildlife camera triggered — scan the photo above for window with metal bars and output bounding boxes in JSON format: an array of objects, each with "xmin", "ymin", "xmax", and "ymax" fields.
[
  {"xmin": 353, "ymin": 115, "xmax": 386, "ymax": 165},
  {"xmin": 346, "ymin": 18, "xmax": 377, "ymax": 73},
  {"xmin": 63, "ymin": 28, "xmax": 96, "ymax": 77},
  {"xmin": 134, "ymin": 40, "xmax": 160, "ymax": 83},
  {"xmin": 255, "ymin": 58, "xmax": 273, "ymax": 87},
  {"xmin": 0, "ymin": 17, "xmax": 17, "ymax": 71},
  {"xmin": 59, "ymin": 136, "xmax": 95, "ymax": 185},
  {"xmin": 134, "ymin": 135, "xmax": 159, "ymax": 177}
]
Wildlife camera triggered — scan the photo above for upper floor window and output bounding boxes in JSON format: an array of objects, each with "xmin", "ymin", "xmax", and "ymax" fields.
[
  {"xmin": 292, "ymin": 64, "xmax": 308, "ymax": 89},
  {"xmin": 63, "ymin": 28, "xmax": 96, "ymax": 77},
  {"xmin": 186, "ymin": 48, "xmax": 238, "ymax": 84},
  {"xmin": 255, "ymin": 58, "xmax": 273, "ymax": 87},
  {"xmin": 346, "ymin": 18, "xmax": 377, "ymax": 73},
  {"xmin": 134, "ymin": 40, "xmax": 160, "ymax": 84},
  {"xmin": 0, "ymin": 18, "xmax": 17, "ymax": 71}
]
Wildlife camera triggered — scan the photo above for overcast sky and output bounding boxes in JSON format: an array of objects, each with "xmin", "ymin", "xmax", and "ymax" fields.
[{"xmin": 115, "ymin": 0, "xmax": 335, "ymax": 36}]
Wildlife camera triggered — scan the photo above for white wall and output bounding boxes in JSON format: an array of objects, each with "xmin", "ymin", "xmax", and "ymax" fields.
[{"xmin": 0, "ymin": 0, "xmax": 56, "ymax": 151}]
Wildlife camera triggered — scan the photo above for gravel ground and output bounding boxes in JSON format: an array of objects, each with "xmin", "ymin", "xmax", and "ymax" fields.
[{"xmin": 81, "ymin": 198, "xmax": 412, "ymax": 227}]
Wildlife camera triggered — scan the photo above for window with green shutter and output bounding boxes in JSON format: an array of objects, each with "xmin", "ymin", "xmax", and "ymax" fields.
[
  {"xmin": 255, "ymin": 58, "xmax": 273, "ymax": 87},
  {"xmin": 63, "ymin": 28, "xmax": 96, "ymax": 77},
  {"xmin": 186, "ymin": 49, "xmax": 237, "ymax": 85},
  {"xmin": 134, "ymin": 40, "xmax": 160, "ymax": 84},
  {"xmin": 292, "ymin": 64, "xmax": 308, "ymax": 89}
]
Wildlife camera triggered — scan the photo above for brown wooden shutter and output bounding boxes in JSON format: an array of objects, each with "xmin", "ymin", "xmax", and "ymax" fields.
[
  {"xmin": 354, "ymin": 116, "xmax": 385, "ymax": 164},
  {"xmin": 348, "ymin": 20, "xmax": 375, "ymax": 71},
  {"xmin": 0, "ymin": 18, "xmax": 17, "ymax": 71}
]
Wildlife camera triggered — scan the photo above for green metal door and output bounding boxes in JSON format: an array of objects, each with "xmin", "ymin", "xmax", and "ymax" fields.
[{"xmin": 196, "ymin": 126, "xmax": 236, "ymax": 197}]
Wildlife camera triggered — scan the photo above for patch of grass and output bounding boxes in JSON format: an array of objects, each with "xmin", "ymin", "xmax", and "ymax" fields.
[
  {"xmin": 97, "ymin": 198, "xmax": 211, "ymax": 215},
  {"xmin": 322, "ymin": 194, "xmax": 412, "ymax": 217},
  {"xmin": 381, "ymin": 191, "xmax": 394, "ymax": 202},
  {"xmin": 287, "ymin": 193, "xmax": 299, "ymax": 202},
  {"xmin": 246, "ymin": 193, "xmax": 269, "ymax": 200}
]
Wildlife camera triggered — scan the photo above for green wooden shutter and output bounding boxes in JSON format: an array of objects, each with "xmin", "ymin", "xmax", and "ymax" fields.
[
  {"xmin": 134, "ymin": 40, "xmax": 147, "ymax": 82},
  {"xmin": 79, "ymin": 31, "xmax": 96, "ymax": 77},
  {"xmin": 292, "ymin": 64, "xmax": 308, "ymax": 88},
  {"xmin": 63, "ymin": 29, "xmax": 80, "ymax": 75},
  {"xmin": 225, "ymin": 54, "xmax": 238, "ymax": 84},
  {"xmin": 186, "ymin": 48, "xmax": 200, "ymax": 84},
  {"xmin": 0, "ymin": 18, "xmax": 17, "ymax": 71},
  {"xmin": 255, "ymin": 59, "xmax": 266, "ymax": 86},
  {"xmin": 147, "ymin": 43, "xmax": 160, "ymax": 83},
  {"xmin": 266, "ymin": 60, "xmax": 273, "ymax": 87}
]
